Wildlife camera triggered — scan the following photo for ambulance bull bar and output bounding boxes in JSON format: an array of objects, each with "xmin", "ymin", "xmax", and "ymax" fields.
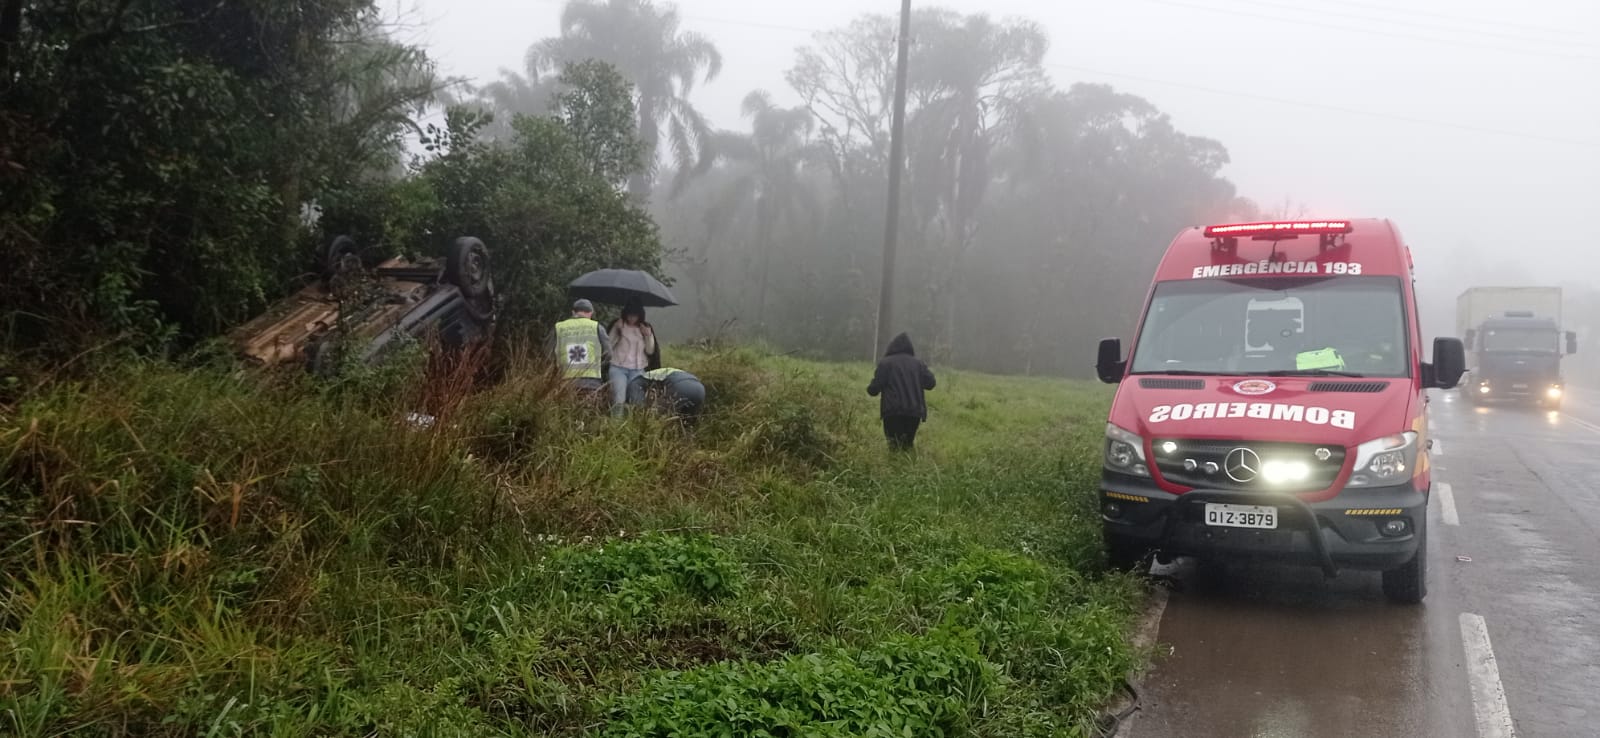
[{"xmin": 1158, "ymin": 489, "xmax": 1338, "ymax": 578}]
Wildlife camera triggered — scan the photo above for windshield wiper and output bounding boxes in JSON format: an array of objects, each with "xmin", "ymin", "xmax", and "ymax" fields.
[
  {"xmin": 1129, "ymin": 369, "xmax": 1214, "ymax": 376},
  {"xmin": 1260, "ymin": 369, "xmax": 1367, "ymax": 378}
]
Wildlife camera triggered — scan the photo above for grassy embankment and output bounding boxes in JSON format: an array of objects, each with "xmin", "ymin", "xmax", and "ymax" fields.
[{"xmin": 1, "ymin": 346, "xmax": 1141, "ymax": 737}]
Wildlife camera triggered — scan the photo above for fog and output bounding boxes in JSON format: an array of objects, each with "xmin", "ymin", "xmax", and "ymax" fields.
[{"xmin": 401, "ymin": 0, "xmax": 1599, "ymax": 377}]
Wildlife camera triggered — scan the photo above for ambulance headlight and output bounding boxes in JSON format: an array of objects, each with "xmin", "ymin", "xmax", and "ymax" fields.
[
  {"xmin": 1262, "ymin": 460, "xmax": 1312, "ymax": 485},
  {"xmin": 1347, "ymin": 432, "xmax": 1419, "ymax": 488},
  {"xmin": 1104, "ymin": 423, "xmax": 1150, "ymax": 478}
]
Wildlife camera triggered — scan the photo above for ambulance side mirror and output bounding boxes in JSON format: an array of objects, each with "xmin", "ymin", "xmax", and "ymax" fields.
[
  {"xmin": 1428, "ymin": 337, "xmax": 1467, "ymax": 390},
  {"xmin": 1566, "ymin": 331, "xmax": 1578, "ymax": 355},
  {"xmin": 1096, "ymin": 338, "xmax": 1126, "ymax": 384},
  {"xmin": 1463, "ymin": 329, "xmax": 1476, "ymax": 351}
]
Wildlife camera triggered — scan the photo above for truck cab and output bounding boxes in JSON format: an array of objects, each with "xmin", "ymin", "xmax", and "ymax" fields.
[
  {"xmin": 1094, "ymin": 219, "xmax": 1466, "ymax": 604},
  {"xmin": 1464, "ymin": 311, "xmax": 1577, "ymax": 410}
]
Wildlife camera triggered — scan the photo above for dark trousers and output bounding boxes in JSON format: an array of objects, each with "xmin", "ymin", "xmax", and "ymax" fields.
[{"xmin": 882, "ymin": 416, "xmax": 921, "ymax": 451}]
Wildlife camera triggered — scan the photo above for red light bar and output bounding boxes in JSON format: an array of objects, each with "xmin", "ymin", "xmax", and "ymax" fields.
[{"xmin": 1204, "ymin": 221, "xmax": 1353, "ymax": 238}]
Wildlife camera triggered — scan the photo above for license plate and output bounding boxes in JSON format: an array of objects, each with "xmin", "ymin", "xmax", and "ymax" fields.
[
  {"xmin": 1512, "ymin": 383, "xmax": 1529, "ymax": 389},
  {"xmin": 1205, "ymin": 503, "xmax": 1278, "ymax": 530}
]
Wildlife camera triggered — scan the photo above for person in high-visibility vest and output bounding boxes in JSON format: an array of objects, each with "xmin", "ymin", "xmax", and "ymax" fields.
[
  {"xmin": 549, "ymin": 299, "xmax": 610, "ymax": 391},
  {"xmin": 629, "ymin": 367, "xmax": 706, "ymax": 422}
]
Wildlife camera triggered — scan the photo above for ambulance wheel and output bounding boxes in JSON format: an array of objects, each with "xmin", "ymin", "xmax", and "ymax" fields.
[
  {"xmin": 1382, "ymin": 521, "xmax": 1427, "ymax": 605},
  {"xmin": 1104, "ymin": 530, "xmax": 1150, "ymax": 574}
]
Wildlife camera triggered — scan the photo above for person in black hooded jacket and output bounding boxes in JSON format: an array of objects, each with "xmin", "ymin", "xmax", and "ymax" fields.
[{"xmin": 867, "ymin": 332, "xmax": 937, "ymax": 451}]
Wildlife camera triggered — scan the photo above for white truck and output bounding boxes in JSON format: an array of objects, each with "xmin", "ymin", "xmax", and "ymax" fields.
[{"xmin": 1457, "ymin": 287, "xmax": 1577, "ymax": 409}]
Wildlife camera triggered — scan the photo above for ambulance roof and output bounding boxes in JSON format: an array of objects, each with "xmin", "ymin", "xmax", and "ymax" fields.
[{"xmin": 1153, "ymin": 218, "xmax": 1409, "ymax": 284}]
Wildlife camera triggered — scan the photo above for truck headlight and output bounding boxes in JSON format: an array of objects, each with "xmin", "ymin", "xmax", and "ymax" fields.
[
  {"xmin": 1104, "ymin": 423, "xmax": 1150, "ymax": 478},
  {"xmin": 1548, "ymin": 385, "xmax": 1563, "ymax": 399},
  {"xmin": 1347, "ymin": 432, "xmax": 1419, "ymax": 488}
]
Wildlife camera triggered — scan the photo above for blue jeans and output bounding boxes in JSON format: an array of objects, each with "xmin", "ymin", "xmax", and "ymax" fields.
[{"xmin": 609, "ymin": 366, "xmax": 645, "ymax": 415}]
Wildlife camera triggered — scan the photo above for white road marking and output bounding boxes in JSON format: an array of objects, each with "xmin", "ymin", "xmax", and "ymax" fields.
[
  {"xmin": 1567, "ymin": 414, "xmax": 1600, "ymax": 435},
  {"xmin": 1432, "ymin": 439, "xmax": 1444, "ymax": 456},
  {"xmin": 1437, "ymin": 482, "xmax": 1460, "ymax": 526},
  {"xmin": 1460, "ymin": 613, "xmax": 1517, "ymax": 738}
]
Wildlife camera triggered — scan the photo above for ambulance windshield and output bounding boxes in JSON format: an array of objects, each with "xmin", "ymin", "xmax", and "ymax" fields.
[{"xmin": 1130, "ymin": 276, "xmax": 1409, "ymax": 377}]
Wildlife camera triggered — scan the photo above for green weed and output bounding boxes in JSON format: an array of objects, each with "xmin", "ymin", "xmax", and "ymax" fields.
[{"xmin": 0, "ymin": 346, "xmax": 1140, "ymax": 737}]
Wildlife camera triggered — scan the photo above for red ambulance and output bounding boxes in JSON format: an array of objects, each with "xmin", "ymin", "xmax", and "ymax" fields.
[{"xmin": 1095, "ymin": 219, "xmax": 1466, "ymax": 603}]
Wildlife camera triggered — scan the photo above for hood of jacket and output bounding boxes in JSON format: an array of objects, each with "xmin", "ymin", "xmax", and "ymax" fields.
[{"xmin": 886, "ymin": 333, "xmax": 915, "ymax": 357}]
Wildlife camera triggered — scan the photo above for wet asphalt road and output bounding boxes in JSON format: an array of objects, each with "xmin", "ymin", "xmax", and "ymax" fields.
[{"xmin": 1122, "ymin": 387, "xmax": 1600, "ymax": 738}]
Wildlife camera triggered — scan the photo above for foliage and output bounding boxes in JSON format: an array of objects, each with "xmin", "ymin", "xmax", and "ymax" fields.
[
  {"xmin": 0, "ymin": 347, "xmax": 1141, "ymax": 737},
  {"xmin": 0, "ymin": 0, "xmax": 439, "ymax": 355},
  {"xmin": 547, "ymin": 533, "xmax": 745, "ymax": 617},
  {"xmin": 555, "ymin": 60, "xmax": 648, "ymax": 187},
  {"xmin": 663, "ymin": 7, "xmax": 1252, "ymax": 375},
  {"xmin": 320, "ymin": 88, "xmax": 663, "ymax": 342},
  {"xmin": 602, "ymin": 628, "xmax": 992, "ymax": 737},
  {"xmin": 527, "ymin": 0, "xmax": 723, "ymax": 200}
]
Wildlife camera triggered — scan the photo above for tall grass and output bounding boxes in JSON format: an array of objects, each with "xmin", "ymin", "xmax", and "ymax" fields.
[{"xmin": 0, "ymin": 345, "xmax": 1138, "ymax": 737}]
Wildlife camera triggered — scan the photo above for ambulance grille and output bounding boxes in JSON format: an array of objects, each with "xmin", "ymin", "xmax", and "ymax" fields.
[
  {"xmin": 1152, "ymin": 439, "xmax": 1346, "ymax": 493},
  {"xmin": 1139, "ymin": 378, "xmax": 1206, "ymax": 390},
  {"xmin": 1308, "ymin": 381, "xmax": 1389, "ymax": 393}
]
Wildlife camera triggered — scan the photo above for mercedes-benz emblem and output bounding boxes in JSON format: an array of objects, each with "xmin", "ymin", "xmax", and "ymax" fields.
[{"xmin": 1225, "ymin": 447, "xmax": 1261, "ymax": 483}]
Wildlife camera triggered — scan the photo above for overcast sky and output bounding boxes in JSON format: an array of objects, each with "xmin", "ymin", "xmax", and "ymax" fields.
[{"xmin": 394, "ymin": 0, "xmax": 1599, "ymax": 307}]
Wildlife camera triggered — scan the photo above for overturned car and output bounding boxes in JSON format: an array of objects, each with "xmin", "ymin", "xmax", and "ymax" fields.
[{"xmin": 230, "ymin": 236, "xmax": 495, "ymax": 372}]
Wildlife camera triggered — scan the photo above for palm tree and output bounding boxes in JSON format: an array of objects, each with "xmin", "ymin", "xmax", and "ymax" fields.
[
  {"xmin": 704, "ymin": 91, "xmax": 821, "ymax": 330},
  {"xmin": 453, "ymin": 66, "xmax": 557, "ymax": 143},
  {"xmin": 530, "ymin": 0, "xmax": 722, "ymax": 201}
]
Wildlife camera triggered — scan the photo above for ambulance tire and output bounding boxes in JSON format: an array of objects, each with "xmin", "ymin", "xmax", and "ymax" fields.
[
  {"xmin": 1104, "ymin": 530, "xmax": 1150, "ymax": 574},
  {"xmin": 1382, "ymin": 521, "xmax": 1427, "ymax": 605}
]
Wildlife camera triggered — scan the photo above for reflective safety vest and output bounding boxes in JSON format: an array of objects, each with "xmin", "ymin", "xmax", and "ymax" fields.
[
  {"xmin": 643, "ymin": 368, "xmax": 684, "ymax": 382},
  {"xmin": 555, "ymin": 318, "xmax": 602, "ymax": 379}
]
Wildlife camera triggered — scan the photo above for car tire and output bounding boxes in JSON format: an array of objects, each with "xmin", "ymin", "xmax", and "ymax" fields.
[
  {"xmin": 446, "ymin": 237, "xmax": 495, "ymax": 323},
  {"xmin": 1104, "ymin": 529, "xmax": 1150, "ymax": 574},
  {"xmin": 1382, "ymin": 519, "xmax": 1427, "ymax": 604},
  {"xmin": 320, "ymin": 235, "xmax": 361, "ymax": 283}
]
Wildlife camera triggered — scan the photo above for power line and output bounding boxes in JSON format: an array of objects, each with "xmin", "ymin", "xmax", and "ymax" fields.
[
  {"xmin": 1129, "ymin": 0, "xmax": 1600, "ymax": 62},
  {"xmin": 1046, "ymin": 61, "xmax": 1600, "ymax": 149},
  {"xmin": 1220, "ymin": 0, "xmax": 1600, "ymax": 51},
  {"xmin": 1270, "ymin": 0, "xmax": 1596, "ymax": 40}
]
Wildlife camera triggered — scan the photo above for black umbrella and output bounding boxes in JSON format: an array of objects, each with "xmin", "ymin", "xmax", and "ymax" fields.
[{"xmin": 568, "ymin": 269, "xmax": 678, "ymax": 307}]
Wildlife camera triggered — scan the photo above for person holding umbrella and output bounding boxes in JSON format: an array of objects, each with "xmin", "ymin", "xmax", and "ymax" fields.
[
  {"xmin": 567, "ymin": 268, "xmax": 678, "ymax": 416},
  {"xmin": 605, "ymin": 299, "xmax": 658, "ymax": 416},
  {"xmin": 550, "ymin": 299, "xmax": 610, "ymax": 392}
]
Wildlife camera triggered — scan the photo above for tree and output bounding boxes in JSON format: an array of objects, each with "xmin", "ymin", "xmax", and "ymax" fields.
[
  {"xmin": 529, "ymin": 0, "xmax": 722, "ymax": 201},
  {"xmin": 901, "ymin": 11, "xmax": 1048, "ymax": 360},
  {"xmin": 553, "ymin": 60, "xmax": 646, "ymax": 188},
  {"xmin": 453, "ymin": 66, "xmax": 557, "ymax": 144},
  {"xmin": 0, "ymin": 0, "xmax": 439, "ymax": 353},
  {"xmin": 322, "ymin": 62, "xmax": 663, "ymax": 342},
  {"xmin": 703, "ymin": 91, "xmax": 822, "ymax": 332}
]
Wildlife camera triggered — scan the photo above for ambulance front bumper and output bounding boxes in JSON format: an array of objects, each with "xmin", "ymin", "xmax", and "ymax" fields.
[{"xmin": 1099, "ymin": 474, "xmax": 1425, "ymax": 575}]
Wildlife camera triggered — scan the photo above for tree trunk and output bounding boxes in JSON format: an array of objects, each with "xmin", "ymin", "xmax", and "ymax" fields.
[
  {"xmin": 628, "ymin": 96, "xmax": 658, "ymax": 202},
  {"xmin": 754, "ymin": 197, "xmax": 774, "ymax": 335},
  {"xmin": 0, "ymin": 0, "xmax": 23, "ymax": 82}
]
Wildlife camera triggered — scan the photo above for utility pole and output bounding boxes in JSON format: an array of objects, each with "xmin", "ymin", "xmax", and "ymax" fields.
[{"xmin": 874, "ymin": 0, "xmax": 912, "ymax": 357}]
